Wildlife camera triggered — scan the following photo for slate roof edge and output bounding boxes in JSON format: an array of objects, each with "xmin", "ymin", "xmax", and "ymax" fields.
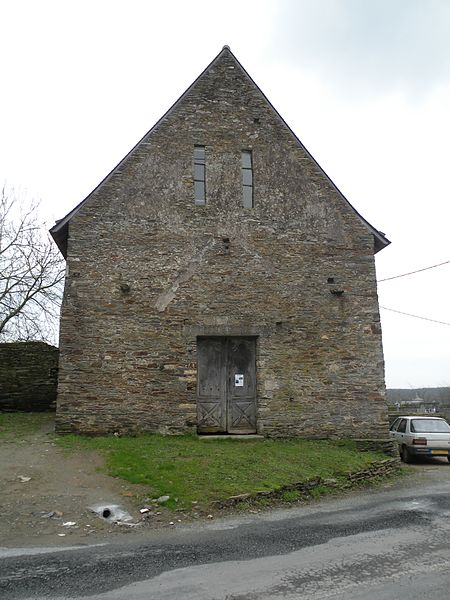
[{"xmin": 50, "ymin": 45, "xmax": 390, "ymax": 257}]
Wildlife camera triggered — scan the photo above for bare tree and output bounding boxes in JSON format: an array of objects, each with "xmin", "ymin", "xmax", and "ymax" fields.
[{"xmin": 0, "ymin": 187, "xmax": 65, "ymax": 344}]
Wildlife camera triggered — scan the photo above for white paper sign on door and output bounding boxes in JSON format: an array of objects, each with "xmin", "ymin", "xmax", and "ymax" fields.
[{"xmin": 235, "ymin": 374, "xmax": 244, "ymax": 387}]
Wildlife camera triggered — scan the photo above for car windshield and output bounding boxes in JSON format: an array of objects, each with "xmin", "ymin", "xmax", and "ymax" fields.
[{"xmin": 410, "ymin": 419, "xmax": 450, "ymax": 433}]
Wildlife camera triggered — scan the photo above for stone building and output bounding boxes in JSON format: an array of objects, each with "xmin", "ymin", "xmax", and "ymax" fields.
[{"xmin": 51, "ymin": 46, "xmax": 390, "ymax": 438}]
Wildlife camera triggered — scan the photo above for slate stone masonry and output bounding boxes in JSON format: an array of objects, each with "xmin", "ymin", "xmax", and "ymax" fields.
[
  {"xmin": 213, "ymin": 458, "xmax": 400, "ymax": 508},
  {"xmin": 54, "ymin": 48, "xmax": 389, "ymax": 439},
  {"xmin": 0, "ymin": 342, "xmax": 58, "ymax": 411}
]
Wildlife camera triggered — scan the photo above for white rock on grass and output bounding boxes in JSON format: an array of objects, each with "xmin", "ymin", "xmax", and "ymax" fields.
[{"xmin": 155, "ymin": 495, "xmax": 170, "ymax": 504}]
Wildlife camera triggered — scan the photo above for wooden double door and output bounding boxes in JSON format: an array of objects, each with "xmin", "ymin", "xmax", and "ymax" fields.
[{"xmin": 197, "ymin": 337, "xmax": 257, "ymax": 434}]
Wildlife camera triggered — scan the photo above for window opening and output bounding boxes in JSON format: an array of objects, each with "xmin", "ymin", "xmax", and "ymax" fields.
[
  {"xmin": 397, "ymin": 419, "xmax": 407, "ymax": 433},
  {"xmin": 241, "ymin": 150, "xmax": 253, "ymax": 208},
  {"xmin": 194, "ymin": 146, "xmax": 206, "ymax": 205}
]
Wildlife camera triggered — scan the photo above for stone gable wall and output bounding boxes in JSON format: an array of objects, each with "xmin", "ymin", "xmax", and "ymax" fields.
[
  {"xmin": 56, "ymin": 51, "xmax": 388, "ymax": 438},
  {"xmin": 0, "ymin": 342, "xmax": 58, "ymax": 411}
]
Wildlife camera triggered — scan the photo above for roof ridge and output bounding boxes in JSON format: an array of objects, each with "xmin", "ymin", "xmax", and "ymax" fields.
[{"xmin": 50, "ymin": 47, "xmax": 390, "ymax": 257}]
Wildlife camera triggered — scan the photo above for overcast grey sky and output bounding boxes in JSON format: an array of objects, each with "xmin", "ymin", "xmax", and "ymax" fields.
[{"xmin": 1, "ymin": 0, "xmax": 449, "ymax": 388}]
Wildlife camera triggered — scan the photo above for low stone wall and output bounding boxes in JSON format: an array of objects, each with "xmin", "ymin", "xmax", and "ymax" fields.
[
  {"xmin": 302, "ymin": 438, "xmax": 397, "ymax": 456},
  {"xmin": 352, "ymin": 438, "xmax": 398, "ymax": 456},
  {"xmin": 0, "ymin": 342, "xmax": 59, "ymax": 411},
  {"xmin": 213, "ymin": 458, "xmax": 400, "ymax": 508}
]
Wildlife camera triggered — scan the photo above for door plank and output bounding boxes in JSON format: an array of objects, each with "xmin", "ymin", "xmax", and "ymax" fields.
[
  {"xmin": 227, "ymin": 337, "xmax": 257, "ymax": 434},
  {"xmin": 197, "ymin": 337, "xmax": 226, "ymax": 432}
]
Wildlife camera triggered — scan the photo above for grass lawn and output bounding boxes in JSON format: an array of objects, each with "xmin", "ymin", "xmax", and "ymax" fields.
[
  {"xmin": 57, "ymin": 431, "xmax": 393, "ymax": 509},
  {"xmin": 0, "ymin": 413, "xmax": 397, "ymax": 510}
]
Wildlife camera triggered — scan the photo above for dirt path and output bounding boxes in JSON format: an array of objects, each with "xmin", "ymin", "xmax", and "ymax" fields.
[{"xmin": 0, "ymin": 416, "xmax": 154, "ymax": 547}]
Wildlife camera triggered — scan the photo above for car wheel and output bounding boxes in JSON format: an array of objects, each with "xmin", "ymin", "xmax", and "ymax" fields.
[
  {"xmin": 447, "ymin": 456, "xmax": 450, "ymax": 464},
  {"xmin": 401, "ymin": 445, "xmax": 412, "ymax": 463}
]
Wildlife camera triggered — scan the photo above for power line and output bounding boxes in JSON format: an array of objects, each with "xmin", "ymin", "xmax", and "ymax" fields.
[
  {"xmin": 380, "ymin": 306, "xmax": 450, "ymax": 326},
  {"xmin": 377, "ymin": 259, "xmax": 450, "ymax": 282}
]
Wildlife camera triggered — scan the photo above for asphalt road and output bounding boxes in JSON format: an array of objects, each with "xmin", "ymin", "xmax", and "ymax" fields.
[{"xmin": 1, "ymin": 460, "xmax": 450, "ymax": 599}]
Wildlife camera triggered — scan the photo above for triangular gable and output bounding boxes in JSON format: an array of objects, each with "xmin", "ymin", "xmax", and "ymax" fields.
[{"xmin": 50, "ymin": 46, "xmax": 390, "ymax": 257}]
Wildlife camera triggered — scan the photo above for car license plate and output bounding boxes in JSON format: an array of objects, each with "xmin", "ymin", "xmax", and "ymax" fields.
[{"xmin": 431, "ymin": 450, "xmax": 448, "ymax": 455}]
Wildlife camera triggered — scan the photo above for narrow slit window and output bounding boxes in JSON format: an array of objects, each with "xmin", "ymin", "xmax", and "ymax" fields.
[
  {"xmin": 194, "ymin": 145, "xmax": 206, "ymax": 205},
  {"xmin": 241, "ymin": 150, "xmax": 253, "ymax": 208}
]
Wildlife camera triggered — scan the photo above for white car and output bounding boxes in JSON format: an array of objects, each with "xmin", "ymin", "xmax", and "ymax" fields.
[{"xmin": 389, "ymin": 416, "xmax": 450, "ymax": 463}]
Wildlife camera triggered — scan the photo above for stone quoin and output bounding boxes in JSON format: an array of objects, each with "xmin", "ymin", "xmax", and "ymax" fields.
[{"xmin": 51, "ymin": 47, "xmax": 390, "ymax": 438}]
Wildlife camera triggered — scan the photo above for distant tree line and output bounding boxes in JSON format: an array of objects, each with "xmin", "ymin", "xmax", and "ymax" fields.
[{"xmin": 387, "ymin": 387, "xmax": 450, "ymax": 406}]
